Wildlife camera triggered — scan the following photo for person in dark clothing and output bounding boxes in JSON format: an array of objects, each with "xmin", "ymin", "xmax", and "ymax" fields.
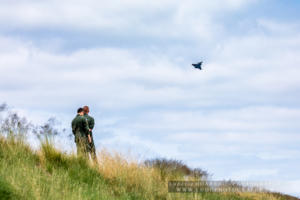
[
  {"xmin": 71, "ymin": 108, "xmax": 90, "ymax": 157},
  {"xmin": 83, "ymin": 106, "xmax": 97, "ymax": 162}
]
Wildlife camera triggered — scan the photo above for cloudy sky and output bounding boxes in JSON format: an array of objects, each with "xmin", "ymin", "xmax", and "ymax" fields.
[{"xmin": 1, "ymin": 0, "xmax": 300, "ymax": 197}]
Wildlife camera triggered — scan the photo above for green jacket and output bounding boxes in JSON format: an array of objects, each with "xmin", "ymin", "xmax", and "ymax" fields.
[
  {"xmin": 84, "ymin": 114, "xmax": 95, "ymax": 130},
  {"xmin": 71, "ymin": 114, "xmax": 89, "ymax": 137}
]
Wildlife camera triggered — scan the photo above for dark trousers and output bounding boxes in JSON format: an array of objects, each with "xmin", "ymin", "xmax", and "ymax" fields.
[
  {"xmin": 75, "ymin": 135, "xmax": 89, "ymax": 157},
  {"xmin": 87, "ymin": 133, "xmax": 97, "ymax": 162}
]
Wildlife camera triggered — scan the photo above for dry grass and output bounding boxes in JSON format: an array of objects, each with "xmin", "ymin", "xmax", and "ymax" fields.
[
  {"xmin": 96, "ymin": 149, "xmax": 167, "ymax": 200},
  {"xmin": 0, "ymin": 135, "xmax": 298, "ymax": 200}
]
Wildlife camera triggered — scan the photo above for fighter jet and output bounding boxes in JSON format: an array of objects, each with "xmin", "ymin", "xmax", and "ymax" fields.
[{"xmin": 192, "ymin": 62, "xmax": 203, "ymax": 70}]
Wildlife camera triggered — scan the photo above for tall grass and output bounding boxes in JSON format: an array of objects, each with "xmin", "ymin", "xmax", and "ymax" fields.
[
  {"xmin": 0, "ymin": 136, "xmax": 113, "ymax": 200},
  {"xmin": 1, "ymin": 135, "xmax": 299, "ymax": 200},
  {"xmin": 0, "ymin": 106, "xmax": 298, "ymax": 200},
  {"xmin": 97, "ymin": 149, "xmax": 167, "ymax": 199}
]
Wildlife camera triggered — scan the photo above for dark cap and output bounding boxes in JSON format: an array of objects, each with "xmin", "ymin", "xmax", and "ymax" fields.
[{"xmin": 77, "ymin": 108, "xmax": 84, "ymax": 113}]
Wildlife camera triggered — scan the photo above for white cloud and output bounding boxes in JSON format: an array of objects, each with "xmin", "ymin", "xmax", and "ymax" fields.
[
  {"xmin": 257, "ymin": 19, "xmax": 300, "ymax": 34},
  {"xmin": 230, "ymin": 168, "xmax": 279, "ymax": 180},
  {"xmin": 257, "ymin": 151, "xmax": 300, "ymax": 160},
  {"xmin": 0, "ymin": 1, "xmax": 300, "ymax": 197},
  {"xmin": 0, "ymin": 0, "xmax": 256, "ymax": 42},
  {"xmin": 267, "ymin": 180, "xmax": 300, "ymax": 197}
]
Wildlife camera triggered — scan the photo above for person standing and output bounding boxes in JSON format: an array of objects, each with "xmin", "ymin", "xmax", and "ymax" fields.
[
  {"xmin": 71, "ymin": 108, "xmax": 90, "ymax": 157},
  {"xmin": 83, "ymin": 106, "xmax": 97, "ymax": 161}
]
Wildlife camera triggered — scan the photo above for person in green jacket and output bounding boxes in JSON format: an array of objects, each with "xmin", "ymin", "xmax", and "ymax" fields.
[
  {"xmin": 72, "ymin": 108, "xmax": 90, "ymax": 157},
  {"xmin": 83, "ymin": 106, "xmax": 97, "ymax": 162}
]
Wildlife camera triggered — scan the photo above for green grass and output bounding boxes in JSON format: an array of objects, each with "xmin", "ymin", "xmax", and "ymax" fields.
[
  {"xmin": 0, "ymin": 135, "xmax": 299, "ymax": 200},
  {"xmin": 0, "ymin": 176, "xmax": 22, "ymax": 200},
  {"xmin": 0, "ymin": 137, "xmax": 114, "ymax": 200}
]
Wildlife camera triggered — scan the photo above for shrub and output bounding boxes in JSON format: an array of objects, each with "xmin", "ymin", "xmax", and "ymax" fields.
[{"xmin": 144, "ymin": 158, "xmax": 208, "ymax": 181}]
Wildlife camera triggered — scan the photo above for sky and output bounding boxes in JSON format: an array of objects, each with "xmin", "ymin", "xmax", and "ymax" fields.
[{"xmin": 0, "ymin": 0, "xmax": 300, "ymax": 197}]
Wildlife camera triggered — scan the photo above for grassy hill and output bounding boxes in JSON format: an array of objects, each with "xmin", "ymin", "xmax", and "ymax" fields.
[{"xmin": 0, "ymin": 135, "xmax": 299, "ymax": 200}]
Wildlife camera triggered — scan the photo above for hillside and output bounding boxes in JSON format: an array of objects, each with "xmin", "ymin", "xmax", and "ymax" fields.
[{"xmin": 0, "ymin": 135, "xmax": 299, "ymax": 200}]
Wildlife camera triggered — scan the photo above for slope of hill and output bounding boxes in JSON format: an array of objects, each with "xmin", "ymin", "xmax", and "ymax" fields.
[{"xmin": 0, "ymin": 135, "xmax": 299, "ymax": 200}]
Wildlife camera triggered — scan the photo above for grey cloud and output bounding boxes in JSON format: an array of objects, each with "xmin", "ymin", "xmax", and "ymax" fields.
[
  {"xmin": 0, "ymin": 103, "xmax": 8, "ymax": 112},
  {"xmin": 0, "ymin": 1, "xmax": 300, "ymax": 196},
  {"xmin": 0, "ymin": 0, "xmax": 257, "ymax": 54}
]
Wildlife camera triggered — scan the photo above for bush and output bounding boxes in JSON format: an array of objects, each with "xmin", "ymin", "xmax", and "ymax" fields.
[{"xmin": 144, "ymin": 158, "xmax": 208, "ymax": 181}]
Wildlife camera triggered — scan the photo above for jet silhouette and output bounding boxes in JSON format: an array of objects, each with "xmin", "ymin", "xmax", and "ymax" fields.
[{"xmin": 192, "ymin": 62, "xmax": 203, "ymax": 70}]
